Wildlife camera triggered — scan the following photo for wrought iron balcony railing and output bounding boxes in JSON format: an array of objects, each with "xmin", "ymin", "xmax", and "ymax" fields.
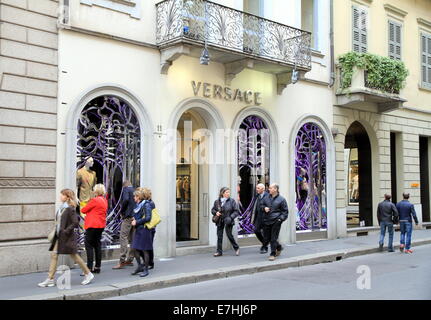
[{"xmin": 156, "ymin": 0, "xmax": 312, "ymax": 70}]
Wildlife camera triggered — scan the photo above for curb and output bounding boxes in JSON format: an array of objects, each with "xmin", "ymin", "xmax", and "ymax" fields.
[{"xmin": 12, "ymin": 237, "xmax": 431, "ymax": 300}]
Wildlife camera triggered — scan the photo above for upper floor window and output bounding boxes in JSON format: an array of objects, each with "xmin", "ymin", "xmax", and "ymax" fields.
[
  {"xmin": 243, "ymin": 0, "xmax": 263, "ymax": 16},
  {"xmin": 301, "ymin": 0, "xmax": 314, "ymax": 49},
  {"xmin": 388, "ymin": 20, "xmax": 402, "ymax": 60},
  {"xmin": 422, "ymin": 32, "xmax": 431, "ymax": 89},
  {"xmin": 352, "ymin": 5, "xmax": 368, "ymax": 53},
  {"xmin": 80, "ymin": 0, "xmax": 141, "ymax": 19}
]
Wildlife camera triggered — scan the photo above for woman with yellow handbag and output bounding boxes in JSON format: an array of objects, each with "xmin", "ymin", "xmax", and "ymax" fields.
[{"xmin": 130, "ymin": 187, "xmax": 156, "ymax": 277}]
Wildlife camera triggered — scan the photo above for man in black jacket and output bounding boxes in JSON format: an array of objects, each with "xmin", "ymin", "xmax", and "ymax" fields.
[
  {"xmin": 377, "ymin": 194, "xmax": 399, "ymax": 252},
  {"xmin": 262, "ymin": 183, "xmax": 289, "ymax": 261},
  {"xmin": 251, "ymin": 183, "xmax": 269, "ymax": 254},
  {"xmin": 113, "ymin": 181, "xmax": 136, "ymax": 269}
]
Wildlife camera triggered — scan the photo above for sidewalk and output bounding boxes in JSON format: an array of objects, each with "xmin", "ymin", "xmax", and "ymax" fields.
[{"xmin": 2, "ymin": 229, "xmax": 431, "ymax": 300}]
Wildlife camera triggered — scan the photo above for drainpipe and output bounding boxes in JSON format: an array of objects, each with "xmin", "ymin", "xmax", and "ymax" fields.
[{"xmin": 329, "ymin": 0, "xmax": 335, "ymax": 87}]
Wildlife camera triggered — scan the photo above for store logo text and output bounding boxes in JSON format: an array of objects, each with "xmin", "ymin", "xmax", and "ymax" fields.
[{"xmin": 191, "ymin": 81, "xmax": 262, "ymax": 105}]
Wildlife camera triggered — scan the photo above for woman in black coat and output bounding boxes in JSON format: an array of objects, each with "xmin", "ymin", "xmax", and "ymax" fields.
[
  {"xmin": 211, "ymin": 187, "xmax": 240, "ymax": 257},
  {"xmin": 38, "ymin": 189, "xmax": 94, "ymax": 287}
]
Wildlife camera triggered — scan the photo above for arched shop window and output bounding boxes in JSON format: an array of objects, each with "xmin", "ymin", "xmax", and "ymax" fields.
[
  {"xmin": 295, "ymin": 122, "xmax": 327, "ymax": 231},
  {"xmin": 77, "ymin": 96, "xmax": 141, "ymax": 247},
  {"xmin": 237, "ymin": 115, "xmax": 270, "ymax": 236}
]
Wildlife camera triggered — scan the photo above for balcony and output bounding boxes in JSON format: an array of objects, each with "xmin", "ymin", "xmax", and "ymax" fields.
[
  {"xmin": 335, "ymin": 53, "xmax": 408, "ymax": 113},
  {"xmin": 156, "ymin": 0, "xmax": 312, "ymax": 93}
]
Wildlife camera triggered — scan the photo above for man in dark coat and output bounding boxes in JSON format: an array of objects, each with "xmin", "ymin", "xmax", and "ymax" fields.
[
  {"xmin": 396, "ymin": 193, "xmax": 419, "ymax": 253},
  {"xmin": 113, "ymin": 181, "xmax": 136, "ymax": 269},
  {"xmin": 262, "ymin": 183, "xmax": 289, "ymax": 261},
  {"xmin": 251, "ymin": 183, "xmax": 269, "ymax": 254},
  {"xmin": 377, "ymin": 194, "xmax": 399, "ymax": 252}
]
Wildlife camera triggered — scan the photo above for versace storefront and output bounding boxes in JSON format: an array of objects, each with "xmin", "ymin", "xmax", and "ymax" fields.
[
  {"xmin": 57, "ymin": 63, "xmax": 336, "ymax": 257},
  {"xmin": 52, "ymin": 0, "xmax": 337, "ymax": 260}
]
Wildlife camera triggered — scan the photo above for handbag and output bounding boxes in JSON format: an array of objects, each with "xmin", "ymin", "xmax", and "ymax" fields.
[
  {"xmin": 212, "ymin": 215, "xmax": 220, "ymax": 224},
  {"xmin": 212, "ymin": 201, "xmax": 222, "ymax": 224},
  {"xmin": 145, "ymin": 208, "xmax": 161, "ymax": 229},
  {"xmin": 47, "ymin": 228, "xmax": 56, "ymax": 243}
]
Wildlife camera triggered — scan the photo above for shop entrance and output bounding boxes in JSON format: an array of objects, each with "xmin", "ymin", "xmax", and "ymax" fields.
[
  {"xmin": 236, "ymin": 115, "xmax": 270, "ymax": 236},
  {"xmin": 76, "ymin": 96, "xmax": 141, "ymax": 247},
  {"xmin": 176, "ymin": 111, "xmax": 209, "ymax": 244},
  {"xmin": 344, "ymin": 121, "xmax": 373, "ymax": 227},
  {"xmin": 295, "ymin": 123, "xmax": 327, "ymax": 233},
  {"xmin": 419, "ymin": 136, "xmax": 430, "ymax": 222}
]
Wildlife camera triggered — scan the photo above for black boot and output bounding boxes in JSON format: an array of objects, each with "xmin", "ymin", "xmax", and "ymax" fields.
[
  {"xmin": 139, "ymin": 266, "xmax": 149, "ymax": 277},
  {"xmin": 131, "ymin": 264, "xmax": 144, "ymax": 275}
]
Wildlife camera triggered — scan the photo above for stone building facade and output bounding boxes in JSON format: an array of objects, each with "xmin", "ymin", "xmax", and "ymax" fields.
[
  {"xmin": 0, "ymin": 0, "xmax": 58, "ymax": 275},
  {"xmin": 333, "ymin": 0, "xmax": 431, "ymax": 236}
]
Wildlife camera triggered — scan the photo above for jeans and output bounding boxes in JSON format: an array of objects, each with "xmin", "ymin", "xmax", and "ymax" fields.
[
  {"xmin": 85, "ymin": 228, "xmax": 104, "ymax": 270},
  {"xmin": 216, "ymin": 222, "xmax": 239, "ymax": 253},
  {"xmin": 400, "ymin": 221, "xmax": 413, "ymax": 250},
  {"xmin": 379, "ymin": 221, "xmax": 394, "ymax": 250},
  {"xmin": 119, "ymin": 217, "xmax": 135, "ymax": 263},
  {"xmin": 263, "ymin": 220, "xmax": 283, "ymax": 256}
]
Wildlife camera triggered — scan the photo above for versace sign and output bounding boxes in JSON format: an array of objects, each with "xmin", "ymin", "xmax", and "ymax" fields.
[{"xmin": 191, "ymin": 81, "xmax": 262, "ymax": 106}]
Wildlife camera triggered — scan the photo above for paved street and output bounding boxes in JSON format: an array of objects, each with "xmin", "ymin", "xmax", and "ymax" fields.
[
  {"xmin": 107, "ymin": 244, "xmax": 431, "ymax": 300},
  {"xmin": 1, "ymin": 229, "xmax": 430, "ymax": 300}
]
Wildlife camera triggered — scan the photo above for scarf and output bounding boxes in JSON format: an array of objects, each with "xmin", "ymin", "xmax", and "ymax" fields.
[
  {"xmin": 134, "ymin": 200, "xmax": 146, "ymax": 216},
  {"xmin": 220, "ymin": 197, "xmax": 228, "ymax": 207},
  {"xmin": 56, "ymin": 202, "xmax": 69, "ymax": 235}
]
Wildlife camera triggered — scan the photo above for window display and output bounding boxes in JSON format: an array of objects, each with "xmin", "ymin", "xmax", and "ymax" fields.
[
  {"xmin": 295, "ymin": 123, "xmax": 327, "ymax": 231},
  {"xmin": 237, "ymin": 115, "xmax": 270, "ymax": 236},
  {"xmin": 77, "ymin": 96, "xmax": 141, "ymax": 247}
]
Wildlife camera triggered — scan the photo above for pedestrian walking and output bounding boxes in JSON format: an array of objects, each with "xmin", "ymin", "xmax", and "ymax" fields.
[
  {"xmin": 262, "ymin": 183, "xmax": 288, "ymax": 261},
  {"xmin": 377, "ymin": 194, "xmax": 399, "ymax": 252},
  {"xmin": 251, "ymin": 183, "xmax": 269, "ymax": 254},
  {"xmin": 81, "ymin": 184, "xmax": 108, "ymax": 273},
  {"xmin": 38, "ymin": 189, "xmax": 94, "ymax": 287},
  {"xmin": 396, "ymin": 193, "xmax": 419, "ymax": 254},
  {"xmin": 211, "ymin": 187, "xmax": 240, "ymax": 257},
  {"xmin": 113, "ymin": 181, "xmax": 136, "ymax": 269},
  {"xmin": 130, "ymin": 187, "xmax": 155, "ymax": 277}
]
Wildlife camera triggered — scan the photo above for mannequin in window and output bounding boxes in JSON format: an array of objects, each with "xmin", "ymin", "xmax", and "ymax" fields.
[
  {"xmin": 297, "ymin": 167, "xmax": 309, "ymax": 210},
  {"xmin": 350, "ymin": 171, "xmax": 359, "ymax": 202},
  {"xmin": 77, "ymin": 157, "xmax": 97, "ymax": 217},
  {"xmin": 176, "ymin": 177, "xmax": 182, "ymax": 200},
  {"xmin": 183, "ymin": 176, "xmax": 190, "ymax": 202}
]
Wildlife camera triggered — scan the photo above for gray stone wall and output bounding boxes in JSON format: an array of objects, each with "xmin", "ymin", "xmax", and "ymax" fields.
[{"xmin": 0, "ymin": 0, "xmax": 58, "ymax": 244}]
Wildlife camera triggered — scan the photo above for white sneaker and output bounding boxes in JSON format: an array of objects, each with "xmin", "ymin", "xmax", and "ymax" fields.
[
  {"xmin": 38, "ymin": 278, "xmax": 55, "ymax": 287},
  {"xmin": 81, "ymin": 272, "xmax": 94, "ymax": 285}
]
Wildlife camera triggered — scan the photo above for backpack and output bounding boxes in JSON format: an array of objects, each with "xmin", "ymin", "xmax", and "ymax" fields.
[{"xmin": 145, "ymin": 207, "xmax": 161, "ymax": 229}]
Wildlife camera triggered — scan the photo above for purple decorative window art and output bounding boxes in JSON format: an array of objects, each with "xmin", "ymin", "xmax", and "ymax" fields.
[
  {"xmin": 237, "ymin": 115, "xmax": 270, "ymax": 235},
  {"xmin": 77, "ymin": 96, "xmax": 141, "ymax": 247},
  {"xmin": 295, "ymin": 123, "xmax": 327, "ymax": 231}
]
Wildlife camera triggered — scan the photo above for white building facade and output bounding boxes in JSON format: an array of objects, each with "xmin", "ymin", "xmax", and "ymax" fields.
[{"xmin": 0, "ymin": 0, "xmax": 338, "ymax": 275}]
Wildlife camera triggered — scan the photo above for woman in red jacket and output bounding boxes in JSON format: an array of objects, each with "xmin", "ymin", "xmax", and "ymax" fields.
[{"xmin": 81, "ymin": 184, "xmax": 108, "ymax": 273}]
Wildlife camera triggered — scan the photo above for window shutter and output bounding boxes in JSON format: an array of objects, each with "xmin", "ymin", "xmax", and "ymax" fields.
[
  {"xmin": 422, "ymin": 33, "xmax": 431, "ymax": 87},
  {"xmin": 352, "ymin": 6, "xmax": 367, "ymax": 53},
  {"xmin": 388, "ymin": 21, "xmax": 401, "ymax": 60}
]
